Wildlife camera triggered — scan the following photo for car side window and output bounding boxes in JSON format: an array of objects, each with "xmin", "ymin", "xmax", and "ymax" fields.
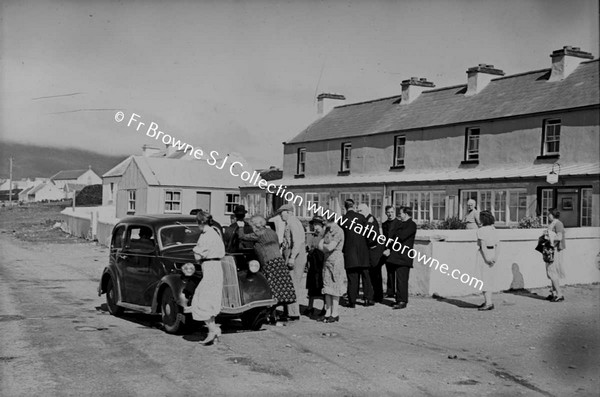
[
  {"xmin": 126, "ymin": 226, "xmax": 156, "ymax": 252},
  {"xmin": 112, "ymin": 226, "xmax": 126, "ymax": 249}
]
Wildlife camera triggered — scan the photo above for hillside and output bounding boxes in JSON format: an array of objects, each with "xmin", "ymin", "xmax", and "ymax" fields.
[{"xmin": 0, "ymin": 141, "xmax": 127, "ymax": 180}]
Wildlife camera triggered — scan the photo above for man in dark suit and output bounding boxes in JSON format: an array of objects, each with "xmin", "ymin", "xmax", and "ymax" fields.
[
  {"xmin": 222, "ymin": 205, "xmax": 253, "ymax": 253},
  {"xmin": 358, "ymin": 203, "xmax": 384, "ymax": 304},
  {"xmin": 386, "ymin": 206, "xmax": 417, "ymax": 309},
  {"xmin": 381, "ymin": 205, "xmax": 401, "ymax": 299},
  {"xmin": 340, "ymin": 199, "xmax": 371, "ymax": 308}
]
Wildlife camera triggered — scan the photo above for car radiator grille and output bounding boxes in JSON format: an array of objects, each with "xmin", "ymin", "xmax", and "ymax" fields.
[{"xmin": 221, "ymin": 256, "xmax": 242, "ymax": 308}]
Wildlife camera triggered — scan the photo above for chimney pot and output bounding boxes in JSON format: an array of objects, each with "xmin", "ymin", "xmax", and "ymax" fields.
[
  {"xmin": 549, "ymin": 45, "xmax": 593, "ymax": 81},
  {"xmin": 401, "ymin": 77, "xmax": 435, "ymax": 104},
  {"xmin": 317, "ymin": 93, "xmax": 346, "ymax": 117},
  {"xmin": 465, "ymin": 64, "xmax": 505, "ymax": 96}
]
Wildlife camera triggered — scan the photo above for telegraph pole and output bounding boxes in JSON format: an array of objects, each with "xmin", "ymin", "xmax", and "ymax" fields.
[{"xmin": 8, "ymin": 157, "xmax": 13, "ymax": 206}]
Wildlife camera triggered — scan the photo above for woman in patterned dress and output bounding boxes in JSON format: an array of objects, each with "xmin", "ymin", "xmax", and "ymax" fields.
[
  {"xmin": 190, "ymin": 210, "xmax": 226, "ymax": 345},
  {"xmin": 318, "ymin": 219, "xmax": 345, "ymax": 323},
  {"xmin": 237, "ymin": 215, "xmax": 296, "ymax": 324}
]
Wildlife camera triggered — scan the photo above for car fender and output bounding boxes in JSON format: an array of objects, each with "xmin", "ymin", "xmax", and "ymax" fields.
[
  {"xmin": 98, "ymin": 267, "xmax": 120, "ymax": 298},
  {"xmin": 151, "ymin": 274, "xmax": 188, "ymax": 314}
]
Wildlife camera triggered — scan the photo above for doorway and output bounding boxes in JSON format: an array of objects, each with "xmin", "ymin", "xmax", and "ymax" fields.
[
  {"xmin": 556, "ymin": 188, "xmax": 578, "ymax": 227},
  {"xmin": 196, "ymin": 192, "xmax": 211, "ymax": 213}
]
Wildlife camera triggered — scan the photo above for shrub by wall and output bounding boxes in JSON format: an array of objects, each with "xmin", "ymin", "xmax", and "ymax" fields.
[{"xmin": 75, "ymin": 184, "xmax": 102, "ymax": 206}]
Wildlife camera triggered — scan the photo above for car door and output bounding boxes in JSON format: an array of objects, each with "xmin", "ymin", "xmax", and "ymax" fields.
[
  {"xmin": 120, "ymin": 225, "xmax": 160, "ymax": 306},
  {"xmin": 110, "ymin": 224, "xmax": 127, "ymax": 300}
]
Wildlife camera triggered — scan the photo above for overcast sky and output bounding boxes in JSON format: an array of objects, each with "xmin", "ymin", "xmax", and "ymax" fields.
[{"xmin": 1, "ymin": 0, "xmax": 598, "ymax": 169}]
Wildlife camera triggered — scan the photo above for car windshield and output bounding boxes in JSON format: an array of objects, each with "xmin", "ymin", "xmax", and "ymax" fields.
[{"xmin": 158, "ymin": 224, "xmax": 201, "ymax": 248}]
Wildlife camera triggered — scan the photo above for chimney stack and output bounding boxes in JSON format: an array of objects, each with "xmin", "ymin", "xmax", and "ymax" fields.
[
  {"xmin": 465, "ymin": 64, "xmax": 504, "ymax": 96},
  {"xmin": 401, "ymin": 77, "xmax": 435, "ymax": 105},
  {"xmin": 142, "ymin": 144, "xmax": 161, "ymax": 157},
  {"xmin": 549, "ymin": 46, "xmax": 593, "ymax": 82},
  {"xmin": 317, "ymin": 93, "xmax": 346, "ymax": 117}
]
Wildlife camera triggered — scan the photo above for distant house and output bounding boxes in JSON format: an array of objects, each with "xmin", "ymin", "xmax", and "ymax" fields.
[
  {"xmin": 50, "ymin": 167, "xmax": 102, "ymax": 189},
  {"xmin": 62, "ymin": 183, "xmax": 89, "ymax": 200},
  {"xmin": 18, "ymin": 186, "xmax": 34, "ymax": 202},
  {"xmin": 102, "ymin": 156, "xmax": 133, "ymax": 206},
  {"xmin": 114, "ymin": 156, "xmax": 249, "ymax": 225},
  {"xmin": 0, "ymin": 177, "xmax": 49, "ymax": 192},
  {"xmin": 21, "ymin": 182, "xmax": 65, "ymax": 202}
]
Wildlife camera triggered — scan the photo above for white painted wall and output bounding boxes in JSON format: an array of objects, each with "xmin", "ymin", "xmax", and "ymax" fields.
[{"xmin": 413, "ymin": 228, "xmax": 600, "ymax": 297}]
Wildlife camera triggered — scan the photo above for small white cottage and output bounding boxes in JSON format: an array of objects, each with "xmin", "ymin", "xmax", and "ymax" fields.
[{"xmin": 114, "ymin": 155, "xmax": 249, "ymax": 225}]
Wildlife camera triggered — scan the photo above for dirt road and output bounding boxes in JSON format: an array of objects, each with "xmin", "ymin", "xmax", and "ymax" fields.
[{"xmin": 0, "ymin": 232, "xmax": 598, "ymax": 396}]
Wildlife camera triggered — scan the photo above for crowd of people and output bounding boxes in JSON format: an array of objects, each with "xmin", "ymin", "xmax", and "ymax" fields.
[{"xmin": 188, "ymin": 198, "xmax": 567, "ymax": 344}]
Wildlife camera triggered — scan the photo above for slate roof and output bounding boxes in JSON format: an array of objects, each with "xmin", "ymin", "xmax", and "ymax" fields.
[
  {"xmin": 51, "ymin": 169, "xmax": 89, "ymax": 180},
  {"xmin": 19, "ymin": 186, "xmax": 34, "ymax": 196},
  {"xmin": 270, "ymin": 162, "xmax": 600, "ymax": 188},
  {"xmin": 258, "ymin": 167, "xmax": 283, "ymax": 181},
  {"xmin": 27, "ymin": 182, "xmax": 56, "ymax": 195},
  {"xmin": 102, "ymin": 156, "xmax": 133, "ymax": 178},
  {"xmin": 64, "ymin": 183, "xmax": 87, "ymax": 192},
  {"xmin": 288, "ymin": 59, "xmax": 599, "ymax": 143},
  {"xmin": 131, "ymin": 156, "xmax": 251, "ymax": 189}
]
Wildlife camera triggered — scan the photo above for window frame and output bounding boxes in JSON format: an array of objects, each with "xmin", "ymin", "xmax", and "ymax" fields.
[
  {"xmin": 394, "ymin": 191, "xmax": 447, "ymax": 224},
  {"xmin": 581, "ymin": 188, "xmax": 593, "ymax": 226},
  {"xmin": 297, "ymin": 147, "xmax": 306, "ymax": 176},
  {"xmin": 243, "ymin": 193, "xmax": 263, "ymax": 216},
  {"xmin": 393, "ymin": 135, "xmax": 406, "ymax": 168},
  {"xmin": 464, "ymin": 127, "xmax": 480, "ymax": 162},
  {"xmin": 459, "ymin": 189, "xmax": 528, "ymax": 225},
  {"xmin": 340, "ymin": 142, "xmax": 352, "ymax": 173},
  {"xmin": 339, "ymin": 192, "xmax": 383, "ymax": 221},
  {"xmin": 541, "ymin": 118, "xmax": 561, "ymax": 156},
  {"xmin": 224, "ymin": 192, "xmax": 240, "ymax": 215},
  {"xmin": 164, "ymin": 189, "xmax": 182, "ymax": 214},
  {"xmin": 127, "ymin": 189, "xmax": 136, "ymax": 213}
]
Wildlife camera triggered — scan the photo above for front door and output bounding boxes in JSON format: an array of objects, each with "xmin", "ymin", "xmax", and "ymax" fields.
[
  {"xmin": 196, "ymin": 192, "xmax": 211, "ymax": 213},
  {"xmin": 556, "ymin": 188, "xmax": 578, "ymax": 227}
]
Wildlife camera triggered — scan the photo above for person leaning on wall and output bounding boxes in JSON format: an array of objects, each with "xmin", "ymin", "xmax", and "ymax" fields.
[{"xmin": 463, "ymin": 199, "xmax": 482, "ymax": 229}]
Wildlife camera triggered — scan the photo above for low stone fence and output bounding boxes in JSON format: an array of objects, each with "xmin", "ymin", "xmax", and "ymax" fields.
[{"xmin": 408, "ymin": 228, "xmax": 600, "ymax": 297}]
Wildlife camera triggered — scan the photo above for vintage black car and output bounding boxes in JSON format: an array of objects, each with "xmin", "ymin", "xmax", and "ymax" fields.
[{"xmin": 97, "ymin": 215, "xmax": 277, "ymax": 333}]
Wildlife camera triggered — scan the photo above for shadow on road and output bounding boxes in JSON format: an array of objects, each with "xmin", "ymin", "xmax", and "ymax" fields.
[
  {"xmin": 502, "ymin": 288, "xmax": 548, "ymax": 301},
  {"xmin": 432, "ymin": 295, "xmax": 480, "ymax": 309}
]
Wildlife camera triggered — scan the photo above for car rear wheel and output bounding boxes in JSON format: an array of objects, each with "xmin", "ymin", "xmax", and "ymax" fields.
[
  {"xmin": 106, "ymin": 278, "xmax": 123, "ymax": 316},
  {"xmin": 241, "ymin": 308, "xmax": 268, "ymax": 331},
  {"xmin": 161, "ymin": 288, "xmax": 185, "ymax": 334}
]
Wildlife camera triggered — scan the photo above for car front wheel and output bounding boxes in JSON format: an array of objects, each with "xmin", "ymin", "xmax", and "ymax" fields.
[
  {"xmin": 241, "ymin": 308, "xmax": 268, "ymax": 331},
  {"xmin": 161, "ymin": 288, "xmax": 185, "ymax": 334},
  {"xmin": 106, "ymin": 278, "xmax": 123, "ymax": 316}
]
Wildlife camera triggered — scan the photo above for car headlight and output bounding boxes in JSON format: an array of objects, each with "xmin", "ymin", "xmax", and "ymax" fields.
[
  {"xmin": 181, "ymin": 262, "xmax": 196, "ymax": 276},
  {"xmin": 248, "ymin": 260, "xmax": 260, "ymax": 273}
]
